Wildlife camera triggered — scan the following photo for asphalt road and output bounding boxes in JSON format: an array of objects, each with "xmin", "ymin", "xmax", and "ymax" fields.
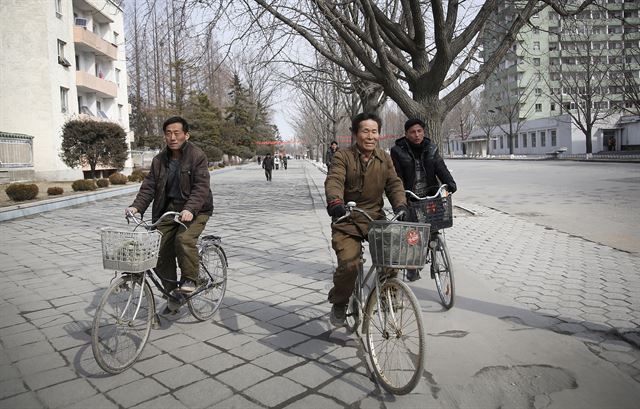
[{"xmin": 446, "ymin": 160, "xmax": 640, "ymax": 254}]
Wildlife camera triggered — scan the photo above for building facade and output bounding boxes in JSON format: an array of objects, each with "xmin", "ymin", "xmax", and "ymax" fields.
[
  {"xmin": 481, "ymin": 0, "xmax": 640, "ymax": 154},
  {"xmin": 0, "ymin": 0, "xmax": 131, "ymax": 181}
]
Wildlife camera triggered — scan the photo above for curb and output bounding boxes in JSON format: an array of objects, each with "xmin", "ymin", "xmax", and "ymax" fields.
[{"xmin": 0, "ymin": 166, "xmax": 242, "ymax": 222}]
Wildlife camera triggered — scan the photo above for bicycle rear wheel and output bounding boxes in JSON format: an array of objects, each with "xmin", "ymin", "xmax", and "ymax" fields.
[
  {"xmin": 432, "ymin": 235, "xmax": 455, "ymax": 309},
  {"xmin": 92, "ymin": 275, "xmax": 154, "ymax": 374},
  {"xmin": 363, "ymin": 278, "xmax": 425, "ymax": 395},
  {"xmin": 188, "ymin": 244, "xmax": 227, "ymax": 321}
]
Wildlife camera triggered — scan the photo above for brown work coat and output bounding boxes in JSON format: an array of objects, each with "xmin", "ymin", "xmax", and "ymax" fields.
[{"xmin": 325, "ymin": 144, "xmax": 406, "ymax": 237}]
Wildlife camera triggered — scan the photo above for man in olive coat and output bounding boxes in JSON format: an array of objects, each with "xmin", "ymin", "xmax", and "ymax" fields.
[{"xmin": 325, "ymin": 112, "xmax": 407, "ymax": 326}]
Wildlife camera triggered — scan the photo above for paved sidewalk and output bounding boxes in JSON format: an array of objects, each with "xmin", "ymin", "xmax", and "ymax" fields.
[{"xmin": 0, "ymin": 160, "xmax": 639, "ymax": 408}]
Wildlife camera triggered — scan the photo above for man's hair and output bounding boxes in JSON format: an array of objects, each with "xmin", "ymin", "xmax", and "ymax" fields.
[
  {"xmin": 404, "ymin": 118, "xmax": 425, "ymax": 132},
  {"xmin": 330, "ymin": 140, "xmax": 338, "ymax": 146},
  {"xmin": 163, "ymin": 116, "xmax": 189, "ymax": 133},
  {"xmin": 350, "ymin": 112, "xmax": 382, "ymax": 135}
]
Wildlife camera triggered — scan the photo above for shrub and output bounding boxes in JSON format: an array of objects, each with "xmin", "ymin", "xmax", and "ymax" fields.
[
  {"xmin": 109, "ymin": 172, "xmax": 128, "ymax": 185},
  {"xmin": 96, "ymin": 178, "xmax": 110, "ymax": 188},
  {"xmin": 71, "ymin": 179, "xmax": 97, "ymax": 191},
  {"xmin": 128, "ymin": 169, "xmax": 147, "ymax": 182},
  {"xmin": 5, "ymin": 183, "xmax": 39, "ymax": 201},
  {"xmin": 47, "ymin": 187, "xmax": 64, "ymax": 196},
  {"xmin": 218, "ymin": 163, "xmax": 226, "ymax": 168}
]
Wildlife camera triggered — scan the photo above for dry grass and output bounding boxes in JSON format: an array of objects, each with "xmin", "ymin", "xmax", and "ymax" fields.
[{"xmin": 1, "ymin": 180, "xmax": 94, "ymax": 208}]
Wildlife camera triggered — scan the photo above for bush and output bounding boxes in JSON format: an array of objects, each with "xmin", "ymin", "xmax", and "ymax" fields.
[
  {"xmin": 96, "ymin": 178, "xmax": 110, "ymax": 188},
  {"xmin": 5, "ymin": 183, "xmax": 39, "ymax": 201},
  {"xmin": 128, "ymin": 169, "xmax": 147, "ymax": 182},
  {"xmin": 218, "ymin": 163, "xmax": 226, "ymax": 168},
  {"xmin": 47, "ymin": 187, "xmax": 64, "ymax": 196},
  {"xmin": 71, "ymin": 179, "xmax": 97, "ymax": 191},
  {"xmin": 109, "ymin": 172, "xmax": 128, "ymax": 185}
]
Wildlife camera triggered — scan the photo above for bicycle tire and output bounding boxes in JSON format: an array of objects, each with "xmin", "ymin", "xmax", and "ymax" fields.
[
  {"xmin": 363, "ymin": 277, "xmax": 425, "ymax": 395},
  {"xmin": 92, "ymin": 275, "xmax": 154, "ymax": 374},
  {"xmin": 345, "ymin": 293, "xmax": 360, "ymax": 333},
  {"xmin": 188, "ymin": 244, "xmax": 227, "ymax": 321},
  {"xmin": 432, "ymin": 235, "xmax": 455, "ymax": 309}
]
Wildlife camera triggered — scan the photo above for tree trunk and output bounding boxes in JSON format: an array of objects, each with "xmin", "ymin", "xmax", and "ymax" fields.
[{"xmin": 586, "ymin": 123, "xmax": 593, "ymax": 154}]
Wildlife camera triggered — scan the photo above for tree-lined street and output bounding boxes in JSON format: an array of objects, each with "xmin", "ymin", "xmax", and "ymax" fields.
[{"xmin": 0, "ymin": 160, "xmax": 638, "ymax": 408}]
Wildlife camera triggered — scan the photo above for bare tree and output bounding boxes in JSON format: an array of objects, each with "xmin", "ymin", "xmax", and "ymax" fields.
[{"xmin": 242, "ymin": 0, "xmax": 592, "ymax": 146}]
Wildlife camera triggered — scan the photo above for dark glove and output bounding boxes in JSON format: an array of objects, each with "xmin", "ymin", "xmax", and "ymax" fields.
[
  {"xmin": 393, "ymin": 205, "xmax": 409, "ymax": 221},
  {"xmin": 328, "ymin": 202, "xmax": 347, "ymax": 218}
]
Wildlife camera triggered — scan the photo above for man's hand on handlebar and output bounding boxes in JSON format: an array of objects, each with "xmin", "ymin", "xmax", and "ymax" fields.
[
  {"xmin": 180, "ymin": 209, "xmax": 194, "ymax": 222},
  {"xmin": 393, "ymin": 204, "xmax": 409, "ymax": 221},
  {"xmin": 125, "ymin": 207, "xmax": 138, "ymax": 217}
]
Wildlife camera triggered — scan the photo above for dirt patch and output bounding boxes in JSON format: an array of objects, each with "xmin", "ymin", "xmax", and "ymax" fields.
[{"xmin": 0, "ymin": 181, "xmax": 120, "ymax": 208}]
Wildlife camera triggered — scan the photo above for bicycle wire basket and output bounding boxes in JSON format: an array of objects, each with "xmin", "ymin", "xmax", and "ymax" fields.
[
  {"xmin": 409, "ymin": 194, "xmax": 453, "ymax": 231},
  {"xmin": 368, "ymin": 220, "xmax": 431, "ymax": 268},
  {"xmin": 100, "ymin": 228, "xmax": 162, "ymax": 271}
]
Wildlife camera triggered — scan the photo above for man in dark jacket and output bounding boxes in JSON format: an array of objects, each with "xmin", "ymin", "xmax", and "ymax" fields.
[
  {"xmin": 325, "ymin": 140, "xmax": 338, "ymax": 171},
  {"xmin": 262, "ymin": 153, "xmax": 274, "ymax": 181},
  {"xmin": 325, "ymin": 113, "xmax": 407, "ymax": 326},
  {"xmin": 390, "ymin": 118, "xmax": 457, "ymax": 281},
  {"xmin": 126, "ymin": 116, "xmax": 213, "ymax": 301}
]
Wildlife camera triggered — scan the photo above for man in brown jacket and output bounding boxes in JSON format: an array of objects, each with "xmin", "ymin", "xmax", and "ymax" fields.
[
  {"xmin": 126, "ymin": 116, "xmax": 213, "ymax": 311},
  {"xmin": 325, "ymin": 112, "xmax": 407, "ymax": 326}
]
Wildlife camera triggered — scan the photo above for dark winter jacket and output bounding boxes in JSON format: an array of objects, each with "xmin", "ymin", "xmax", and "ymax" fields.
[
  {"xmin": 131, "ymin": 141, "xmax": 213, "ymax": 222},
  {"xmin": 262, "ymin": 156, "xmax": 274, "ymax": 170},
  {"xmin": 390, "ymin": 137, "xmax": 457, "ymax": 195}
]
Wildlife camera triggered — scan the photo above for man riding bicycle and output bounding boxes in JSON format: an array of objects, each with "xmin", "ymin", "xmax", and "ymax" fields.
[
  {"xmin": 390, "ymin": 118, "xmax": 457, "ymax": 281},
  {"xmin": 126, "ymin": 116, "xmax": 213, "ymax": 312},
  {"xmin": 325, "ymin": 112, "xmax": 408, "ymax": 326}
]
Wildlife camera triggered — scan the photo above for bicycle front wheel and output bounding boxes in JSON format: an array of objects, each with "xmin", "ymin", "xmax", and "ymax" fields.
[
  {"xmin": 92, "ymin": 275, "xmax": 154, "ymax": 374},
  {"xmin": 188, "ymin": 244, "xmax": 227, "ymax": 321},
  {"xmin": 363, "ymin": 278, "xmax": 425, "ymax": 395},
  {"xmin": 432, "ymin": 235, "xmax": 455, "ymax": 309}
]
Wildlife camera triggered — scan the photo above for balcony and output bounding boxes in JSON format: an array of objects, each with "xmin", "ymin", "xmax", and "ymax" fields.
[
  {"xmin": 76, "ymin": 71, "xmax": 117, "ymax": 98},
  {"xmin": 73, "ymin": 26, "xmax": 117, "ymax": 60}
]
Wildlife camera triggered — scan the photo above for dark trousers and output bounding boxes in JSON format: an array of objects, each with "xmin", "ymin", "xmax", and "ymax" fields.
[
  {"xmin": 328, "ymin": 230, "xmax": 363, "ymax": 305},
  {"xmin": 155, "ymin": 202, "xmax": 209, "ymax": 292},
  {"xmin": 265, "ymin": 169, "xmax": 272, "ymax": 181}
]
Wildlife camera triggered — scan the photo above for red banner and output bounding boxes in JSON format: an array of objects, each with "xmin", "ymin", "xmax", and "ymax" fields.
[{"xmin": 255, "ymin": 134, "xmax": 400, "ymax": 145}]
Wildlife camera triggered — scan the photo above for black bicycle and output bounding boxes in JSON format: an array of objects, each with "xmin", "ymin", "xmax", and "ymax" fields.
[
  {"xmin": 92, "ymin": 211, "xmax": 228, "ymax": 374},
  {"xmin": 406, "ymin": 185, "xmax": 455, "ymax": 309}
]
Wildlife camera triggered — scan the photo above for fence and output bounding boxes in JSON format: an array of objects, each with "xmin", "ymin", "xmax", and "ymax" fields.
[{"xmin": 0, "ymin": 132, "xmax": 33, "ymax": 168}]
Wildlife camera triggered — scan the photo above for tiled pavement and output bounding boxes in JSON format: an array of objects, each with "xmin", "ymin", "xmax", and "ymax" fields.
[{"xmin": 0, "ymin": 160, "xmax": 639, "ymax": 408}]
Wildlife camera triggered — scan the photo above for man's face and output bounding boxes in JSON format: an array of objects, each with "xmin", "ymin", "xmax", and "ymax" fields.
[
  {"xmin": 405, "ymin": 124, "xmax": 425, "ymax": 145},
  {"xmin": 330, "ymin": 143, "xmax": 338, "ymax": 151},
  {"xmin": 355, "ymin": 119, "xmax": 380, "ymax": 155},
  {"xmin": 164, "ymin": 122, "xmax": 189, "ymax": 151}
]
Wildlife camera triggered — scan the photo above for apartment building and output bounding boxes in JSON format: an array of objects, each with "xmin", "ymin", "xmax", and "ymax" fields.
[
  {"xmin": 479, "ymin": 0, "xmax": 640, "ymax": 155},
  {"xmin": 0, "ymin": 0, "xmax": 131, "ymax": 181}
]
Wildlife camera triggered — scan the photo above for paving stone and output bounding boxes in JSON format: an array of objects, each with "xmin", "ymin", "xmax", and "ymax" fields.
[
  {"xmin": 283, "ymin": 394, "xmax": 343, "ymax": 409},
  {"xmin": 207, "ymin": 332, "xmax": 255, "ymax": 351},
  {"xmin": 215, "ymin": 363, "xmax": 273, "ymax": 390},
  {"xmin": 66, "ymin": 393, "xmax": 119, "ymax": 409},
  {"xmin": 0, "ymin": 391, "xmax": 42, "ymax": 409},
  {"xmin": 169, "ymin": 342, "xmax": 222, "ymax": 363},
  {"xmin": 318, "ymin": 371, "xmax": 373, "ymax": 405},
  {"xmin": 134, "ymin": 354, "xmax": 184, "ymax": 376},
  {"xmin": 228, "ymin": 339, "xmax": 276, "ymax": 360},
  {"xmin": 107, "ymin": 378, "xmax": 168, "ymax": 407},
  {"xmin": 87, "ymin": 367, "xmax": 144, "ymax": 392},
  {"xmin": 289, "ymin": 339, "xmax": 340, "ymax": 360},
  {"xmin": 14, "ymin": 351, "xmax": 66, "ymax": 376},
  {"xmin": 599, "ymin": 350, "xmax": 638, "ymax": 365},
  {"xmin": 214, "ymin": 393, "xmax": 263, "ymax": 409},
  {"xmin": 174, "ymin": 378, "xmax": 234, "ymax": 408},
  {"xmin": 153, "ymin": 364, "xmax": 207, "ymax": 389},
  {"xmin": 252, "ymin": 350, "xmax": 306, "ymax": 373},
  {"xmin": 243, "ymin": 376, "xmax": 307, "ymax": 407},
  {"xmin": 193, "ymin": 353, "xmax": 244, "ymax": 375},
  {"xmin": 131, "ymin": 393, "xmax": 189, "ymax": 409},
  {"xmin": 0, "ymin": 378, "xmax": 28, "ymax": 400},
  {"xmin": 1, "ymin": 329, "xmax": 47, "ymax": 349},
  {"xmin": 23, "ymin": 366, "xmax": 78, "ymax": 391},
  {"xmin": 36, "ymin": 378, "xmax": 97, "ymax": 408},
  {"xmin": 600, "ymin": 339, "xmax": 634, "ymax": 353},
  {"xmin": 261, "ymin": 330, "xmax": 310, "ymax": 349},
  {"xmin": 152, "ymin": 333, "xmax": 199, "ymax": 352},
  {"xmin": 283, "ymin": 362, "xmax": 337, "ymax": 388}
]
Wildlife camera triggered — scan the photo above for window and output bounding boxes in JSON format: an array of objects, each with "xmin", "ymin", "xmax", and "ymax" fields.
[
  {"xmin": 608, "ymin": 26, "xmax": 622, "ymax": 34},
  {"xmin": 516, "ymin": 133, "xmax": 521, "ymax": 148},
  {"xmin": 533, "ymin": 26, "xmax": 540, "ymax": 35},
  {"xmin": 535, "ymin": 103, "xmax": 542, "ymax": 112},
  {"xmin": 540, "ymin": 131, "xmax": 546, "ymax": 147},
  {"xmin": 57, "ymin": 40, "xmax": 71, "ymax": 67},
  {"xmin": 60, "ymin": 87, "xmax": 68, "ymax": 113},
  {"xmin": 609, "ymin": 41, "xmax": 622, "ymax": 50},
  {"xmin": 535, "ymin": 88, "xmax": 542, "ymax": 96},
  {"xmin": 530, "ymin": 132, "xmax": 537, "ymax": 147},
  {"xmin": 551, "ymin": 130, "xmax": 557, "ymax": 146},
  {"xmin": 115, "ymin": 68, "xmax": 121, "ymax": 85},
  {"xmin": 522, "ymin": 133, "xmax": 527, "ymax": 148},
  {"xmin": 551, "ymin": 103, "xmax": 556, "ymax": 111},
  {"xmin": 533, "ymin": 41, "xmax": 540, "ymax": 51},
  {"xmin": 55, "ymin": 0, "xmax": 62, "ymax": 17},
  {"xmin": 118, "ymin": 104, "xmax": 124, "ymax": 123},
  {"xmin": 113, "ymin": 31, "xmax": 119, "ymax": 45},
  {"xmin": 549, "ymin": 43, "xmax": 558, "ymax": 51},
  {"xmin": 493, "ymin": 140, "xmax": 497, "ymax": 149},
  {"xmin": 533, "ymin": 58, "xmax": 541, "ymax": 66},
  {"xmin": 500, "ymin": 136, "xmax": 504, "ymax": 149}
]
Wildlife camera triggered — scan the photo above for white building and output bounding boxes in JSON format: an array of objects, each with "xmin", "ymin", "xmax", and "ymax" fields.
[
  {"xmin": 0, "ymin": 0, "xmax": 131, "ymax": 181},
  {"xmin": 479, "ymin": 0, "xmax": 639, "ymax": 154}
]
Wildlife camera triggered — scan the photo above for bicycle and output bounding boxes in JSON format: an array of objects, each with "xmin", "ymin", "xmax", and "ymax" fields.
[
  {"xmin": 405, "ymin": 185, "xmax": 455, "ymax": 309},
  {"xmin": 91, "ymin": 211, "xmax": 228, "ymax": 374},
  {"xmin": 335, "ymin": 203, "xmax": 428, "ymax": 395}
]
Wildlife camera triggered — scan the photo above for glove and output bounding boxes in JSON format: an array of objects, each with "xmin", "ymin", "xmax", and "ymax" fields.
[
  {"xmin": 328, "ymin": 202, "xmax": 347, "ymax": 218},
  {"xmin": 393, "ymin": 205, "xmax": 409, "ymax": 221}
]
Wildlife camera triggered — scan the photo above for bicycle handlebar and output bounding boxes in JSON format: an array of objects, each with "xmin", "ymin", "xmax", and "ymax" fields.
[
  {"xmin": 404, "ymin": 184, "xmax": 450, "ymax": 201},
  {"xmin": 332, "ymin": 202, "xmax": 406, "ymax": 225},
  {"xmin": 125, "ymin": 210, "xmax": 187, "ymax": 230}
]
